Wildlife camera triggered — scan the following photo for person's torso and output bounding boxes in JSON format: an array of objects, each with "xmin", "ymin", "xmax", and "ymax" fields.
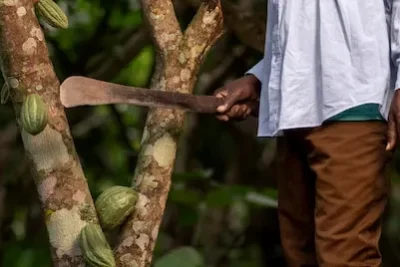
[{"xmin": 257, "ymin": 0, "xmax": 393, "ymax": 136}]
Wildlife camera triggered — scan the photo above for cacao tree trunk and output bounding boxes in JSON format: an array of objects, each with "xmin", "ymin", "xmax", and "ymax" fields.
[
  {"xmin": 114, "ymin": 1, "xmax": 224, "ymax": 266},
  {"xmin": 0, "ymin": 1, "xmax": 99, "ymax": 266}
]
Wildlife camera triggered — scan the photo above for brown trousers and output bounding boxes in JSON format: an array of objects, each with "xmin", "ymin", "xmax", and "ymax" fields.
[{"xmin": 277, "ymin": 121, "xmax": 391, "ymax": 267}]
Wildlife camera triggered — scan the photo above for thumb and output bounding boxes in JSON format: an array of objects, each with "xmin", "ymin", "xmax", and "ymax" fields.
[
  {"xmin": 386, "ymin": 112, "xmax": 397, "ymax": 151},
  {"xmin": 216, "ymin": 90, "xmax": 240, "ymax": 113},
  {"xmin": 215, "ymin": 88, "xmax": 228, "ymax": 113}
]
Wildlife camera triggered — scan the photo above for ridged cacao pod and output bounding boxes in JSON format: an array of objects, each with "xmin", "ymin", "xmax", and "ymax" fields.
[
  {"xmin": 95, "ymin": 186, "xmax": 138, "ymax": 230},
  {"xmin": 20, "ymin": 94, "xmax": 48, "ymax": 135},
  {"xmin": 80, "ymin": 223, "xmax": 116, "ymax": 267},
  {"xmin": 36, "ymin": 0, "xmax": 68, "ymax": 29}
]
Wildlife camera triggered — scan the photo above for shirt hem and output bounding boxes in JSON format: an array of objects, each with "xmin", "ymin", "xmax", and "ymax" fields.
[{"xmin": 257, "ymin": 100, "xmax": 389, "ymax": 138}]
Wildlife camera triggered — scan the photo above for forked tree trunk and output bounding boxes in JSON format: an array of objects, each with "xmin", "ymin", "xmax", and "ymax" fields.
[
  {"xmin": 114, "ymin": 1, "xmax": 224, "ymax": 266},
  {"xmin": 0, "ymin": 0, "xmax": 224, "ymax": 266}
]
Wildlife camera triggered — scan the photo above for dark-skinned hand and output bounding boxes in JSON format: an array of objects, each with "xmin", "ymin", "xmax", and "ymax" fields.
[
  {"xmin": 213, "ymin": 75, "xmax": 261, "ymax": 122},
  {"xmin": 387, "ymin": 90, "xmax": 400, "ymax": 151}
]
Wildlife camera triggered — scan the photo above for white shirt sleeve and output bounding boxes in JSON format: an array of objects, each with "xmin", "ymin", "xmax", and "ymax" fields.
[{"xmin": 245, "ymin": 59, "xmax": 264, "ymax": 83}]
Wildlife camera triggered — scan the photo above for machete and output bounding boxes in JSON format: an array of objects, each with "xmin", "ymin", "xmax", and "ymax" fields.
[{"xmin": 60, "ymin": 76, "xmax": 224, "ymax": 113}]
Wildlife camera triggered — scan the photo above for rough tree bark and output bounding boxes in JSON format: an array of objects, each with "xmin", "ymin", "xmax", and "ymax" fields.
[
  {"xmin": 0, "ymin": 1, "xmax": 99, "ymax": 266},
  {"xmin": 114, "ymin": 0, "xmax": 224, "ymax": 266}
]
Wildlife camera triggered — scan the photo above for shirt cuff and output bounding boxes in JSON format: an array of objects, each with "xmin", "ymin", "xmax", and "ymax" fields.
[{"xmin": 245, "ymin": 59, "xmax": 264, "ymax": 83}]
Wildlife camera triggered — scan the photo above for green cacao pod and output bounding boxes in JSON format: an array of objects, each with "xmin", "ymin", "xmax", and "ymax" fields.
[
  {"xmin": 80, "ymin": 223, "xmax": 116, "ymax": 267},
  {"xmin": 20, "ymin": 94, "xmax": 48, "ymax": 135},
  {"xmin": 95, "ymin": 186, "xmax": 138, "ymax": 230},
  {"xmin": 36, "ymin": 0, "xmax": 68, "ymax": 29}
]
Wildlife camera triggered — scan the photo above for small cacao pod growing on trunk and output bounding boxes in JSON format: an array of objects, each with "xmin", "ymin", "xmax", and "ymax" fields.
[
  {"xmin": 95, "ymin": 186, "xmax": 138, "ymax": 230},
  {"xmin": 80, "ymin": 223, "xmax": 116, "ymax": 267},
  {"xmin": 20, "ymin": 94, "xmax": 48, "ymax": 135},
  {"xmin": 36, "ymin": 0, "xmax": 68, "ymax": 29}
]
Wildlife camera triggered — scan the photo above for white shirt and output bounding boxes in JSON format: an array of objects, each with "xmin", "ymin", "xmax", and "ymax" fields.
[{"xmin": 247, "ymin": 0, "xmax": 400, "ymax": 137}]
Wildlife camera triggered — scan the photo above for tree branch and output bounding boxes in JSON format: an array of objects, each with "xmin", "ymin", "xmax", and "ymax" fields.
[
  {"xmin": 183, "ymin": 0, "xmax": 224, "ymax": 67},
  {"xmin": 140, "ymin": 0, "xmax": 183, "ymax": 60},
  {"xmin": 0, "ymin": 1, "xmax": 99, "ymax": 265}
]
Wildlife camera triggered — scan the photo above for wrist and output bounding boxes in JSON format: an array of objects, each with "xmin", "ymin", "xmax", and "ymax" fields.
[{"xmin": 245, "ymin": 74, "xmax": 262, "ymax": 98}]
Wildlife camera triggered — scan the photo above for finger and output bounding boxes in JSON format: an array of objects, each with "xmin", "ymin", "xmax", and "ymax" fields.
[
  {"xmin": 216, "ymin": 114, "xmax": 229, "ymax": 121},
  {"xmin": 387, "ymin": 112, "xmax": 397, "ymax": 151},
  {"xmin": 243, "ymin": 107, "xmax": 252, "ymax": 118},
  {"xmin": 217, "ymin": 90, "xmax": 243, "ymax": 113},
  {"xmin": 216, "ymin": 101, "xmax": 231, "ymax": 113},
  {"xmin": 214, "ymin": 87, "xmax": 228, "ymax": 112},
  {"xmin": 217, "ymin": 103, "xmax": 254, "ymax": 122},
  {"xmin": 231, "ymin": 101, "xmax": 258, "ymax": 118},
  {"xmin": 214, "ymin": 90, "xmax": 228, "ymax": 98},
  {"xmin": 215, "ymin": 91, "xmax": 230, "ymax": 113},
  {"xmin": 225, "ymin": 105, "xmax": 250, "ymax": 121},
  {"xmin": 224, "ymin": 105, "xmax": 243, "ymax": 118}
]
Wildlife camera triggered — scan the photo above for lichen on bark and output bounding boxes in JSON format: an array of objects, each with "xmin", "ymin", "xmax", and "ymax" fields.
[
  {"xmin": 0, "ymin": 0, "xmax": 100, "ymax": 266},
  {"xmin": 114, "ymin": 0, "xmax": 224, "ymax": 266}
]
